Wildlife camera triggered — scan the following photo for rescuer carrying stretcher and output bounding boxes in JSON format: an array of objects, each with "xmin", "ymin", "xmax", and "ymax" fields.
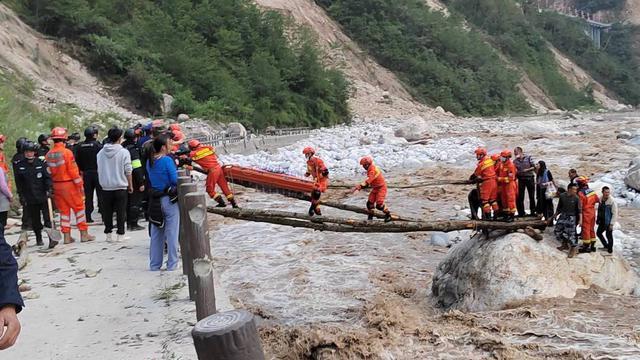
[
  {"xmin": 353, "ymin": 156, "xmax": 392, "ymax": 222},
  {"xmin": 303, "ymin": 147, "xmax": 329, "ymax": 216},
  {"xmin": 187, "ymin": 139, "xmax": 238, "ymax": 208}
]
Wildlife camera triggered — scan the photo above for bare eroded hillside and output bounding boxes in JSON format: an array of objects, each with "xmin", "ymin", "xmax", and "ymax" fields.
[{"xmin": 0, "ymin": 4, "xmax": 138, "ymax": 119}]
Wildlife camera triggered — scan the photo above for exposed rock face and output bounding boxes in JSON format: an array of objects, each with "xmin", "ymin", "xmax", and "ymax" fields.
[
  {"xmin": 431, "ymin": 233, "xmax": 639, "ymax": 311},
  {"xmin": 626, "ymin": 156, "xmax": 640, "ymax": 192}
]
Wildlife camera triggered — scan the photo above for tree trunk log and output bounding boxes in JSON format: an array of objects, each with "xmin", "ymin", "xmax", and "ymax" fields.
[
  {"xmin": 192, "ymin": 310, "xmax": 264, "ymax": 360},
  {"xmin": 329, "ymin": 179, "xmax": 473, "ymax": 189},
  {"xmin": 207, "ymin": 207, "xmax": 547, "ymax": 233}
]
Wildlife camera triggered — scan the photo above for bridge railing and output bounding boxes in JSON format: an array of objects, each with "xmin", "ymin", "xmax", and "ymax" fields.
[{"xmin": 192, "ymin": 127, "xmax": 312, "ymax": 147}]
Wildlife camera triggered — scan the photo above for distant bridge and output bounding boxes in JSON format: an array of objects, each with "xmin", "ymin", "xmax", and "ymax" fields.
[{"xmin": 536, "ymin": 1, "xmax": 613, "ymax": 49}]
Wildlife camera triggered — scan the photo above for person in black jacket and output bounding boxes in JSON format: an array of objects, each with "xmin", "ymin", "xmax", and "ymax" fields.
[
  {"xmin": 11, "ymin": 138, "xmax": 31, "ymax": 231},
  {"xmin": 66, "ymin": 132, "xmax": 81, "ymax": 153},
  {"xmin": 75, "ymin": 126, "xmax": 102, "ymax": 223},
  {"xmin": 36, "ymin": 134, "xmax": 50, "ymax": 160},
  {"xmin": 14, "ymin": 142, "xmax": 55, "ymax": 248},
  {"xmin": 0, "ymin": 232, "xmax": 22, "ymax": 350},
  {"xmin": 122, "ymin": 129, "xmax": 146, "ymax": 231}
]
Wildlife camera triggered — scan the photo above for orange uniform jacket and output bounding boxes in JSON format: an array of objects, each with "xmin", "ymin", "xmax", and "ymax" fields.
[
  {"xmin": 0, "ymin": 152, "xmax": 10, "ymax": 191},
  {"xmin": 46, "ymin": 143, "xmax": 83, "ymax": 187},
  {"xmin": 306, "ymin": 157, "xmax": 329, "ymax": 192},
  {"xmin": 190, "ymin": 145, "xmax": 220, "ymax": 171},
  {"xmin": 496, "ymin": 160, "xmax": 518, "ymax": 213},
  {"xmin": 361, "ymin": 165, "xmax": 387, "ymax": 206},
  {"xmin": 579, "ymin": 188, "xmax": 600, "ymax": 242},
  {"xmin": 474, "ymin": 155, "xmax": 499, "ymax": 213}
]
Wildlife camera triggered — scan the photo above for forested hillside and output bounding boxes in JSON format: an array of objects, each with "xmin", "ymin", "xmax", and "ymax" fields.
[{"xmin": 7, "ymin": 0, "xmax": 350, "ymax": 129}]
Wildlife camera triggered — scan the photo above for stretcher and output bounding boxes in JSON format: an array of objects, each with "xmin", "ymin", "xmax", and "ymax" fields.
[{"xmin": 222, "ymin": 165, "xmax": 315, "ymax": 198}]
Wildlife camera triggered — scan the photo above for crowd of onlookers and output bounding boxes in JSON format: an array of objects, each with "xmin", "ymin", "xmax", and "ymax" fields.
[{"xmin": 471, "ymin": 147, "xmax": 618, "ymax": 258}]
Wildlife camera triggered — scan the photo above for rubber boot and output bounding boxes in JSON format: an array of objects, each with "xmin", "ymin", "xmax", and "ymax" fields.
[
  {"xmin": 505, "ymin": 214, "xmax": 515, "ymax": 223},
  {"xmin": 63, "ymin": 232, "xmax": 75, "ymax": 244},
  {"xmin": 308, "ymin": 204, "xmax": 315, "ymax": 217},
  {"xmin": 35, "ymin": 232, "xmax": 44, "ymax": 246},
  {"xmin": 229, "ymin": 198, "xmax": 239, "ymax": 209},
  {"xmin": 384, "ymin": 211, "xmax": 392, "ymax": 223},
  {"xmin": 568, "ymin": 246, "xmax": 578, "ymax": 258},
  {"xmin": 492, "ymin": 212, "xmax": 499, "ymax": 221},
  {"xmin": 367, "ymin": 212, "xmax": 374, "ymax": 221},
  {"xmin": 215, "ymin": 196, "xmax": 226, "ymax": 208},
  {"xmin": 578, "ymin": 243, "xmax": 591, "ymax": 253},
  {"xmin": 80, "ymin": 230, "xmax": 95, "ymax": 243},
  {"xmin": 557, "ymin": 240, "xmax": 569, "ymax": 251},
  {"xmin": 48, "ymin": 237, "xmax": 59, "ymax": 249},
  {"xmin": 590, "ymin": 242, "xmax": 596, "ymax": 253}
]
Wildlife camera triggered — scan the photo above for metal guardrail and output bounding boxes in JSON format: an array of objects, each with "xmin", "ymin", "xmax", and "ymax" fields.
[{"xmin": 193, "ymin": 127, "xmax": 311, "ymax": 147}]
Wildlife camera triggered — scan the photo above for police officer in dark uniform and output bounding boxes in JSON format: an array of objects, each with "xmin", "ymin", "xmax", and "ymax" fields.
[
  {"xmin": 14, "ymin": 141, "xmax": 55, "ymax": 248},
  {"xmin": 75, "ymin": 126, "xmax": 102, "ymax": 223},
  {"xmin": 122, "ymin": 128, "xmax": 146, "ymax": 231},
  {"xmin": 66, "ymin": 132, "xmax": 81, "ymax": 153},
  {"xmin": 36, "ymin": 134, "xmax": 50, "ymax": 160},
  {"xmin": 11, "ymin": 138, "xmax": 31, "ymax": 230}
]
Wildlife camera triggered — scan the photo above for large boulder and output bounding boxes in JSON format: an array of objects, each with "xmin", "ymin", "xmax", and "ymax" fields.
[
  {"xmin": 161, "ymin": 93, "xmax": 174, "ymax": 115},
  {"xmin": 226, "ymin": 122, "xmax": 247, "ymax": 138},
  {"xmin": 393, "ymin": 116, "xmax": 432, "ymax": 142},
  {"xmin": 431, "ymin": 233, "xmax": 639, "ymax": 311},
  {"xmin": 625, "ymin": 157, "xmax": 640, "ymax": 192}
]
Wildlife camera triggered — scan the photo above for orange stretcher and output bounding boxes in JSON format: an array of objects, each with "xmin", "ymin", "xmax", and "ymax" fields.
[{"xmin": 222, "ymin": 165, "xmax": 315, "ymax": 198}]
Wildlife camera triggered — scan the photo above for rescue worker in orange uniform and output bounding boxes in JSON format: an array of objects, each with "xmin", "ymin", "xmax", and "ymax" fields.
[
  {"xmin": 491, "ymin": 153, "xmax": 502, "ymax": 212},
  {"xmin": 353, "ymin": 156, "xmax": 392, "ymax": 222},
  {"xmin": 45, "ymin": 127, "xmax": 95, "ymax": 244},
  {"xmin": 496, "ymin": 150, "xmax": 518, "ymax": 222},
  {"xmin": 187, "ymin": 139, "xmax": 238, "ymax": 208},
  {"xmin": 303, "ymin": 147, "xmax": 329, "ymax": 216},
  {"xmin": 576, "ymin": 176, "xmax": 599, "ymax": 253},
  {"xmin": 470, "ymin": 148, "xmax": 499, "ymax": 220}
]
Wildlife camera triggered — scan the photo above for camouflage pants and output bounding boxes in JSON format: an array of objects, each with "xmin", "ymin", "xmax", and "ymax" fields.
[{"xmin": 554, "ymin": 214, "xmax": 578, "ymax": 246}]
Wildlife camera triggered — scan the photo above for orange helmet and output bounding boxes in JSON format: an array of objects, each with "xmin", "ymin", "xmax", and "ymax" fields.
[
  {"xmin": 50, "ymin": 127, "xmax": 68, "ymax": 140},
  {"xmin": 169, "ymin": 123, "xmax": 181, "ymax": 132},
  {"xmin": 188, "ymin": 139, "xmax": 201, "ymax": 150},
  {"xmin": 474, "ymin": 147, "xmax": 487, "ymax": 157},
  {"xmin": 576, "ymin": 176, "xmax": 589, "ymax": 185},
  {"xmin": 360, "ymin": 156, "xmax": 373, "ymax": 167},
  {"xmin": 172, "ymin": 131, "xmax": 185, "ymax": 143},
  {"xmin": 302, "ymin": 146, "xmax": 315, "ymax": 156},
  {"xmin": 491, "ymin": 154, "xmax": 500, "ymax": 162},
  {"xmin": 500, "ymin": 149, "xmax": 512, "ymax": 158}
]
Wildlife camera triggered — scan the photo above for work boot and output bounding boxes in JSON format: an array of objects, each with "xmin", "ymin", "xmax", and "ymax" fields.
[
  {"xmin": 505, "ymin": 214, "xmax": 515, "ymax": 223},
  {"xmin": 367, "ymin": 212, "xmax": 374, "ymax": 221},
  {"xmin": 608, "ymin": 246, "xmax": 613, "ymax": 254},
  {"xmin": 48, "ymin": 239, "xmax": 59, "ymax": 249},
  {"xmin": 80, "ymin": 230, "xmax": 95, "ymax": 243},
  {"xmin": 308, "ymin": 204, "xmax": 315, "ymax": 217},
  {"xmin": 127, "ymin": 224, "xmax": 146, "ymax": 231},
  {"xmin": 384, "ymin": 212, "xmax": 392, "ymax": 223},
  {"xmin": 63, "ymin": 232, "xmax": 75, "ymax": 244},
  {"xmin": 229, "ymin": 198, "xmax": 239, "ymax": 209},
  {"xmin": 578, "ymin": 244, "xmax": 591, "ymax": 253},
  {"xmin": 35, "ymin": 232, "xmax": 44, "ymax": 246},
  {"xmin": 557, "ymin": 241, "xmax": 569, "ymax": 251},
  {"xmin": 492, "ymin": 213, "xmax": 499, "ymax": 221},
  {"xmin": 314, "ymin": 207, "xmax": 322, "ymax": 216},
  {"xmin": 568, "ymin": 246, "xmax": 578, "ymax": 258},
  {"xmin": 215, "ymin": 196, "xmax": 226, "ymax": 208}
]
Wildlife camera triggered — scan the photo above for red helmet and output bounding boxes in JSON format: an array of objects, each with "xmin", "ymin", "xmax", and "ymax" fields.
[
  {"xmin": 188, "ymin": 139, "xmax": 201, "ymax": 150},
  {"xmin": 500, "ymin": 149, "xmax": 512, "ymax": 158},
  {"xmin": 169, "ymin": 123, "xmax": 181, "ymax": 132},
  {"xmin": 172, "ymin": 131, "xmax": 185, "ymax": 143},
  {"xmin": 474, "ymin": 147, "xmax": 487, "ymax": 157},
  {"xmin": 303, "ymin": 146, "xmax": 315, "ymax": 156},
  {"xmin": 50, "ymin": 127, "xmax": 68, "ymax": 140},
  {"xmin": 491, "ymin": 154, "xmax": 500, "ymax": 162},
  {"xmin": 360, "ymin": 156, "xmax": 373, "ymax": 167}
]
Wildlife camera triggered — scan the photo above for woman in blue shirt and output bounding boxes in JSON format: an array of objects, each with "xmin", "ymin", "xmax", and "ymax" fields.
[{"xmin": 146, "ymin": 134, "xmax": 180, "ymax": 271}]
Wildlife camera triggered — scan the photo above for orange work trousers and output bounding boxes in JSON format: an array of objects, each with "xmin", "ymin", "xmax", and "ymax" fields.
[
  {"xmin": 206, "ymin": 166, "xmax": 233, "ymax": 200},
  {"xmin": 53, "ymin": 181, "xmax": 88, "ymax": 233},
  {"xmin": 479, "ymin": 178, "xmax": 499, "ymax": 214},
  {"xmin": 581, "ymin": 209, "xmax": 596, "ymax": 243},
  {"xmin": 499, "ymin": 183, "xmax": 517, "ymax": 215},
  {"xmin": 368, "ymin": 185, "xmax": 388, "ymax": 207}
]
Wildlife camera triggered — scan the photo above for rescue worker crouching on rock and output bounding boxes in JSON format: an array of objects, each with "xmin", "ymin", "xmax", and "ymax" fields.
[
  {"xmin": 496, "ymin": 150, "xmax": 518, "ymax": 222},
  {"xmin": 303, "ymin": 147, "xmax": 329, "ymax": 216},
  {"xmin": 14, "ymin": 141, "xmax": 56, "ymax": 248},
  {"xmin": 187, "ymin": 139, "xmax": 238, "ymax": 208},
  {"xmin": 353, "ymin": 156, "xmax": 392, "ymax": 222},
  {"xmin": 576, "ymin": 176, "xmax": 599, "ymax": 253},
  {"xmin": 45, "ymin": 127, "xmax": 95, "ymax": 244},
  {"xmin": 470, "ymin": 148, "xmax": 499, "ymax": 220}
]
